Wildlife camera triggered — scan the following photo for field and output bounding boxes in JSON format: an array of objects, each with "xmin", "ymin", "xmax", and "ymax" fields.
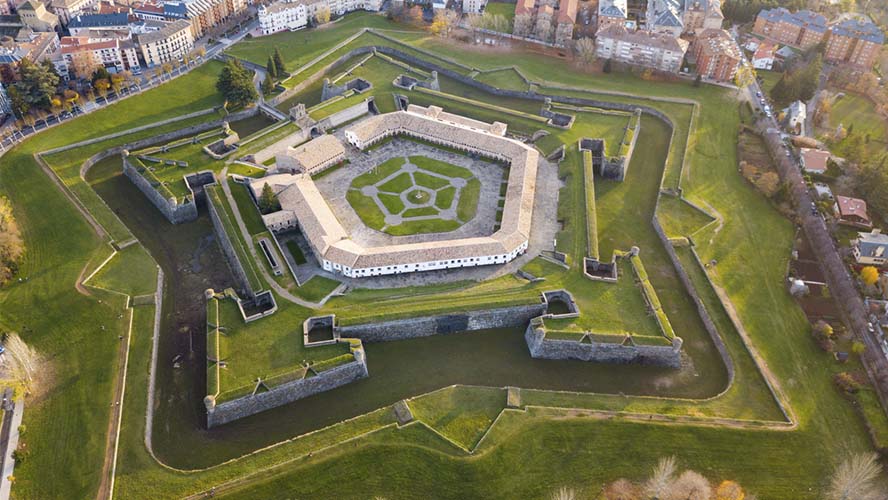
[
  {"xmin": 0, "ymin": 11, "xmax": 884, "ymax": 500},
  {"xmin": 828, "ymin": 91, "xmax": 888, "ymax": 149}
]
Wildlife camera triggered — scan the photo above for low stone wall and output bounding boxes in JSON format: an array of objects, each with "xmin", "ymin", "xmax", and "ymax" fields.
[
  {"xmin": 206, "ymin": 353, "xmax": 369, "ymax": 428},
  {"xmin": 524, "ymin": 322, "xmax": 682, "ymax": 368},
  {"xmin": 122, "ymin": 156, "xmax": 198, "ymax": 224},
  {"xmin": 338, "ymin": 303, "xmax": 547, "ymax": 343}
]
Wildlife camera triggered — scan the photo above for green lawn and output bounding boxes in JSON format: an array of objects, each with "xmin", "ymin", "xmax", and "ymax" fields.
[
  {"xmin": 829, "ymin": 92, "xmax": 888, "ymax": 148},
  {"xmin": 387, "ymin": 218, "xmax": 462, "ymax": 235},
  {"xmin": 378, "ymin": 172, "xmax": 413, "ymax": 193},
  {"xmin": 285, "ymin": 240, "xmax": 307, "ymax": 265},
  {"xmin": 3, "ymin": 14, "xmax": 885, "ymax": 500},
  {"xmin": 87, "ymin": 244, "xmax": 158, "ymax": 296},
  {"xmin": 230, "ymin": 182, "xmax": 266, "ymax": 235},
  {"xmin": 483, "ymin": 2, "xmax": 516, "ymax": 30},
  {"xmin": 410, "ymin": 156, "xmax": 475, "ymax": 178},
  {"xmin": 457, "ymin": 178, "xmax": 481, "ymax": 221},
  {"xmin": 346, "ymin": 190, "xmax": 386, "ymax": 230},
  {"xmin": 409, "ymin": 386, "xmax": 506, "ymax": 450},
  {"xmin": 295, "ymin": 275, "xmax": 341, "ymax": 302}
]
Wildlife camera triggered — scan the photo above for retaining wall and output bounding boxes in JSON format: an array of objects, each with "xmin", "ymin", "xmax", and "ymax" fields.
[
  {"xmin": 206, "ymin": 188, "xmax": 256, "ymax": 299},
  {"xmin": 206, "ymin": 353, "xmax": 369, "ymax": 428},
  {"xmin": 338, "ymin": 303, "xmax": 547, "ymax": 342},
  {"xmin": 122, "ymin": 157, "xmax": 198, "ymax": 224},
  {"xmin": 524, "ymin": 323, "xmax": 682, "ymax": 367}
]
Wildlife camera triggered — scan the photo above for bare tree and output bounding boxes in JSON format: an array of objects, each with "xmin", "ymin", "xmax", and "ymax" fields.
[
  {"xmin": 575, "ymin": 37, "xmax": 596, "ymax": 64},
  {"xmin": 492, "ymin": 13, "xmax": 510, "ymax": 34},
  {"xmin": 603, "ymin": 478, "xmax": 641, "ymax": 500},
  {"xmin": 550, "ymin": 486, "xmax": 576, "ymax": 500},
  {"xmin": 827, "ymin": 452, "xmax": 883, "ymax": 500},
  {"xmin": 4, "ymin": 333, "xmax": 40, "ymax": 387},
  {"xmin": 644, "ymin": 456, "xmax": 677, "ymax": 500},
  {"xmin": 666, "ymin": 470, "xmax": 711, "ymax": 500},
  {"xmin": 513, "ymin": 12, "xmax": 533, "ymax": 37},
  {"xmin": 534, "ymin": 17, "xmax": 553, "ymax": 42}
]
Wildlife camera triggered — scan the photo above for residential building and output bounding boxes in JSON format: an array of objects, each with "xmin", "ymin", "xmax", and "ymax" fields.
[
  {"xmin": 0, "ymin": 30, "xmax": 60, "ymax": 64},
  {"xmin": 131, "ymin": 2, "xmax": 166, "ymax": 21},
  {"xmin": 178, "ymin": 0, "xmax": 248, "ymax": 39},
  {"xmin": 597, "ymin": 0, "xmax": 722, "ymax": 35},
  {"xmin": 514, "ymin": 0, "xmax": 577, "ymax": 45},
  {"xmin": 462, "ymin": 0, "xmax": 486, "ymax": 15},
  {"xmin": 66, "ymin": 12, "xmax": 130, "ymax": 35},
  {"xmin": 59, "ymin": 35, "xmax": 140, "ymax": 77},
  {"xmin": 751, "ymin": 41, "xmax": 776, "ymax": 70},
  {"xmin": 134, "ymin": 18, "xmax": 192, "ymax": 66},
  {"xmin": 786, "ymin": 100, "xmax": 806, "ymax": 134},
  {"xmin": 51, "ymin": 0, "xmax": 99, "ymax": 25},
  {"xmin": 257, "ymin": 0, "xmax": 307, "ymax": 35},
  {"xmin": 825, "ymin": 19, "xmax": 884, "ymax": 69},
  {"xmin": 800, "ymin": 148, "xmax": 830, "ymax": 174},
  {"xmin": 595, "ymin": 23, "xmax": 689, "ymax": 73},
  {"xmin": 834, "ymin": 195, "xmax": 872, "ymax": 229},
  {"xmin": 854, "ymin": 230, "xmax": 888, "ymax": 266},
  {"xmin": 692, "ymin": 28, "xmax": 741, "ymax": 81},
  {"xmin": 18, "ymin": 0, "xmax": 60, "ymax": 31},
  {"xmin": 0, "ymin": 81, "xmax": 11, "ymax": 114},
  {"xmin": 752, "ymin": 8, "xmax": 827, "ymax": 49}
]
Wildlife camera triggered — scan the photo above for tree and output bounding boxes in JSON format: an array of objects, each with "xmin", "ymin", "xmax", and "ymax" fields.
[
  {"xmin": 575, "ymin": 37, "xmax": 595, "ymax": 65},
  {"xmin": 644, "ymin": 456, "xmax": 677, "ymax": 500},
  {"xmin": 258, "ymin": 183, "xmax": 280, "ymax": 213},
  {"xmin": 110, "ymin": 73, "xmax": 125, "ymax": 93},
  {"xmin": 315, "ymin": 4, "xmax": 331, "ymax": 24},
  {"xmin": 406, "ymin": 5, "xmax": 424, "ymax": 25},
  {"xmin": 860, "ymin": 266, "xmax": 879, "ymax": 287},
  {"xmin": 827, "ymin": 452, "xmax": 883, "ymax": 500},
  {"xmin": 93, "ymin": 78, "xmax": 110, "ymax": 97},
  {"xmin": 91, "ymin": 66, "xmax": 111, "ymax": 84},
  {"xmin": 491, "ymin": 14, "xmax": 509, "ymax": 34},
  {"xmin": 216, "ymin": 58, "xmax": 257, "ymax": 108},
  {"xmin": 0, "ymin": 64, "xmax": 16, "ymax": 84},
  {"xmin": 549, "ymin": 487, "xmax": 576, "ymax": 500},
  {"xmin": 813, "ymin": 320, "xmax": 834, "ymax": 339},
  {"xmin": 753, "ymin": 171, "xmax": 780, "ymax": 197},
  {"xmin": 666, "ymin": 470, "xmax": 711, "ymax": 500},
  {"xmin": 266, "ymin": 55, "xmax": 278, "ymax": 80},
  {"xmin": 63, "ymin": 89, "xmax": 79, "ymax": 110},
  {"xmin": 261, "ymin": 75, "xmax": 275, "ymax": 95},
  {"xmin": 693, "ymin": 74, "xmax": 702, "ymax": 87},
  {"xmin": 603, "ymin": 58, "xmax": 613, "ymax": 73},
  {"xmin": 6, "ymin": 85, "xmax": 28, "ymax": 119},
  {"xmin": 430, "ymin": 9, "xmax": 458, "ymax": 36},
  {"xmin": 534, "ymin": 17, "xmax": 553, "ymax": 42},
  {"xmin": 714, "ymin": 480, "xmax": 744, "ymax": 500},
  {"xmin": 13, "ymin": 58, "xmax": 59, "ymax": 111},
  {"xmin": 513, "ymin": 12, "xmax": 533, "ymax": 36},
  {"xmin": 273, "ymin": 47, "xmax": 286, "ymax": 75},
  {"xmin": 603, "ymin": 479, "xmax": 640, "ymax": 500},
  {"xmin": 0, "ymin": 196, "xmax": 23, "ymax": 285}
]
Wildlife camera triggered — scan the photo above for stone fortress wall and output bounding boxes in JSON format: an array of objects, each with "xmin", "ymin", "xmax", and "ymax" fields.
[
  {"xmin": 206, "ymin": 350, "xmax": 369, "ymax": 428},
  {"xmin": 122, "ymin": 157, "xmax": 199, "ymax": 224},
  {"xmin": 208, "ymin": 290, "xmax": 684, "ymax": 427},
  {"xmin": 205, "ymin": 188, "xmax": 259, "ymax": 299}
]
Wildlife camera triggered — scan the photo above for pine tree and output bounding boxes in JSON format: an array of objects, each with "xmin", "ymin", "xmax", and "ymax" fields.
[
  {"xmin": 258, "ymin": 183, "xmax": 280, "ymax": 213},
  {"xmin": 266, "ymin": 56, "xmax": 277, "ymax": 79},
  {"xmin": 262, "ymin": 75, "xmax": 275, "ymax": 95},
  {"xmin": 273, "ymin": 48, "xmax": 286, "ymax": 76},
  {"xmin": 603, "ymin": 58, "xmax": 612, "ymax": 74},
  {"xmin": 216, "ymin": 59, "xmax": 257, "ymax": 108}
]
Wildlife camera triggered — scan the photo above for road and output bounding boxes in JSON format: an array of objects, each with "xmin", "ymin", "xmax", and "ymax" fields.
[{"xmin": 742, "ymin": 70, "xmax": 888, "ymax": 415}]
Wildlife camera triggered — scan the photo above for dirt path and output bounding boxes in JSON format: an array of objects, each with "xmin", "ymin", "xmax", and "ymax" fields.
[{"xmin": 96, "ymin": 304, "xmax": 134, "ymax": 500}]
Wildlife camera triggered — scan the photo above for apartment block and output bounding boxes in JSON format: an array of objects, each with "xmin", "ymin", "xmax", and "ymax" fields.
[
  {"xmin": 825, "ymin": 19, "xmax": 884, "ymax": 69},
  {"xmin": 752, "ymin": 8, "xmax": 827, "ymax": 49},
  {"xmin": 692, "ymin": 28, "xmax": 741, "ymax": 81},
  {"xmin": 595, "ymin": 23, "xmax": 688, "ymax": 73}
]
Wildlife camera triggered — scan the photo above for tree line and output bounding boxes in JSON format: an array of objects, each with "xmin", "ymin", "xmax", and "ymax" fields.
[{"xmin": 0, "ymin": 196, "xmax": 23, "ymax": 286}]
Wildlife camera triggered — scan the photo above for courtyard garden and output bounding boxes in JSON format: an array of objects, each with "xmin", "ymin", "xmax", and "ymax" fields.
[
  {"xmin": 0, "ymin": 11, "xmax": 885, "ymax": 500},
  {"xmin": 347, "ymin": 155, "xmax": 482, "ymax": 235}
]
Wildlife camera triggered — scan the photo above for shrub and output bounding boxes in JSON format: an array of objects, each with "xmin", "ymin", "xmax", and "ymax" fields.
[{"xmin": 834, "ymin": 372, "xmax": 860, "ymax": 394}]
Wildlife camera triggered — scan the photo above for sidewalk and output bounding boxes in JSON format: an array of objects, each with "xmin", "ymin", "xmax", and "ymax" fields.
[{"xmin": 0, "ymin": 397, "xmax": 23, "ymax": 500}]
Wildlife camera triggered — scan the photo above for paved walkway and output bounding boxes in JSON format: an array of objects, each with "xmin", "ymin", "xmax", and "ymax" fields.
[{"xmin": 0, "ymin": 396, "xmax": 22, "ymax": 500}]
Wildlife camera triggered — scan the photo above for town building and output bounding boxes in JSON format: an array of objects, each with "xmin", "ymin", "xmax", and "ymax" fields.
[
  {"xmin": 67, "ymin": 12, "xmax": 130, "ymax": 35},
  {"xmin": 595, "ymin": 23, "xmax": 689, "ymax": 73},
  {"xmin": 51, "ymin": 0, "xmax": 99, "ymax": 25},
  {"xmin": 179, "ymin": 0, "xmax": 248, "ymax": 39},
  {"xmin": 751, "ymin": 40, "xmax": 776, "ymax": 70},
  {"xmin": 462, "ymin": 0, "xmax": 487, "ymax": 15},
  {"xmin": 834, "ymin": 195, "xmax": 872, "ymax": 229},
  {"xmin": 134, "ymin": 19, "xmax": 193, "ymax": 66},
  {"xmin": 800, "ymin": 148, "xmax": 830, "ymax": 174},
  {"xmin": 786, "ymin": 100, "xmax": 806, "ymax": 134},
  {"xmin": 0, "ymin": 30, "xmax": 60, "ymax": 64},
  {"xmin": 597, "ymin": 0, "xmax": 722, "ymax": 36},
  {"xmin": 515, "ymin": 0, "xmax": 577, "ymax": 46},
  {"xmin": 59, "ymin": 35, "xmax": 140, "ymax": 78},
  {"xmin": 0, "ymin": 82, "xmax": 11, "ymax": 114},
  {"xmin": 752, "ymin": 8, "xmax": 827, "ymax": 49},
  {"xmin": 692, "ymin": 28, "xmax": 741, "ymax": 81},
  {"xmin": 825, "ymin": 19, "xmax": 884, "ymax": 69},
  {"xmin": 853, "ymin": 230, "xmax": 888, "ymax": 266},
  {"xmin": 18, "ymin": 0, "xmax": 60, "ymax": 32},
  {"xmin": 256, "ymin": 0, "xmax": 381, "ymax": 37}
]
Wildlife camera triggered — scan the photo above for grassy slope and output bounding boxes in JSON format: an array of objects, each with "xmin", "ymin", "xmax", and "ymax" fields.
[
  {"xmin": 1, "ymin": 14, "xmax": 880, "ymax": 499},
  {"xmin": 0, "ymin": 62, "xmax": 224, "ymax": 499}
]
